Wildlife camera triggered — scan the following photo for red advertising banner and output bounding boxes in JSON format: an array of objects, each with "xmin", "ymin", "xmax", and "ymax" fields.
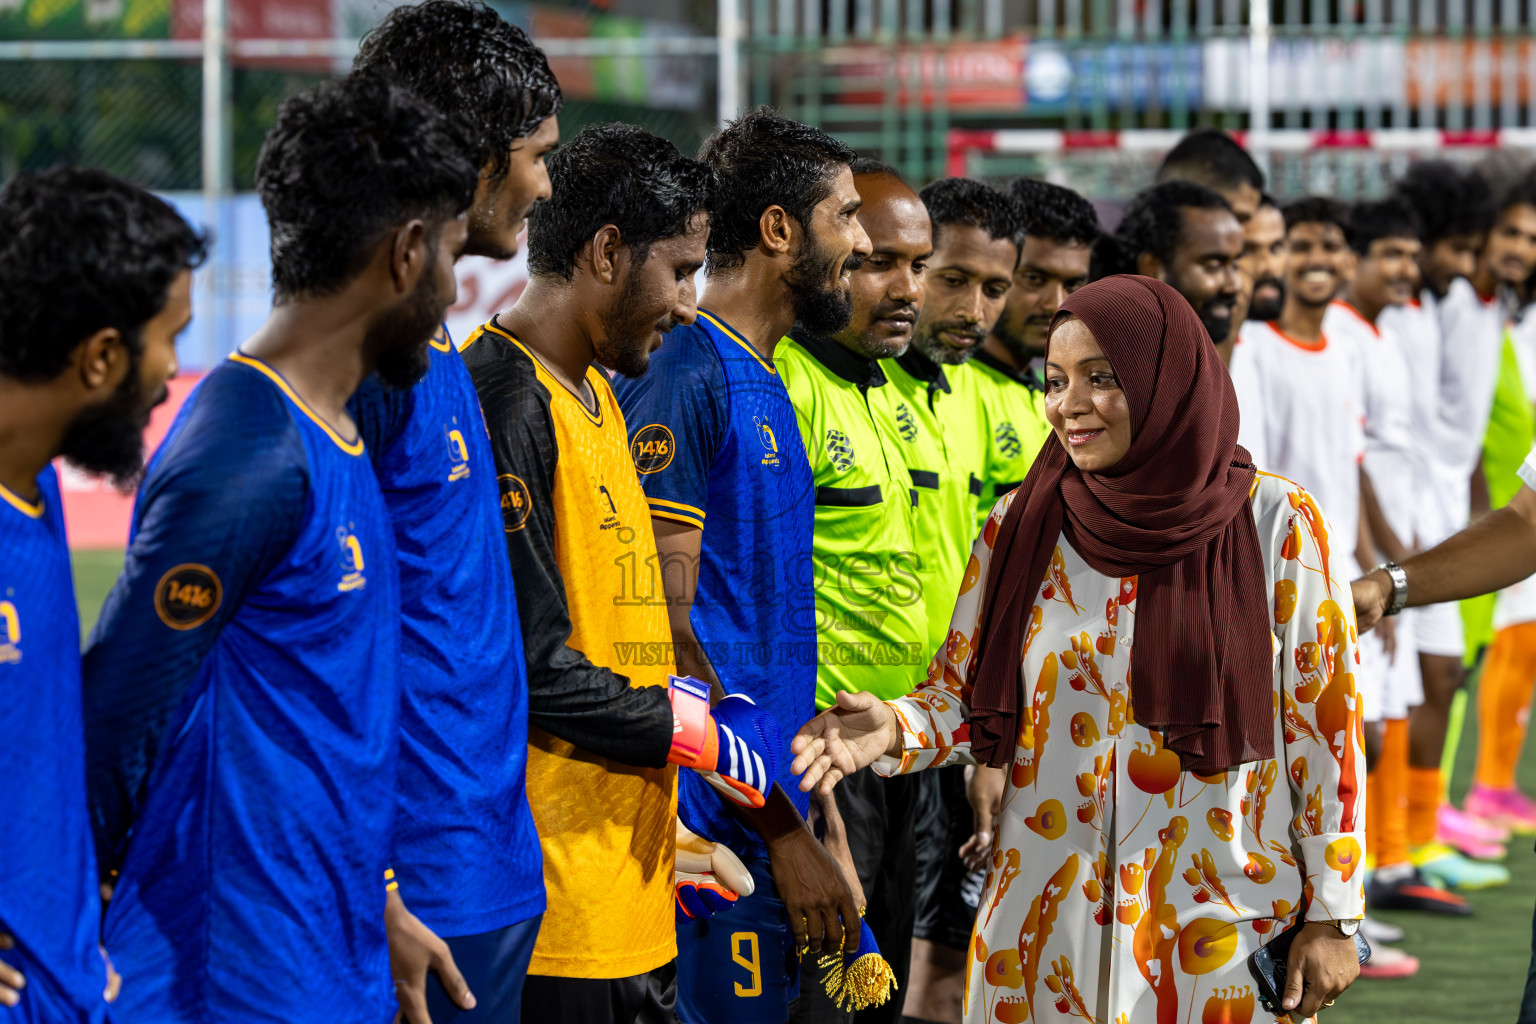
[
  {"xmin": 821, "ymin": 37, "xmax": 1027, "ymax": 111},
  {"xmin": 60, "ymin": 373, "xmax": 203, "ymax": 550}
]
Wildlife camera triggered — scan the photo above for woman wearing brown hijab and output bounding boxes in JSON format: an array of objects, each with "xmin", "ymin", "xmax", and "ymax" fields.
[{"xmin": 791, "ymin": 276, "xmax": 1366, "ymax": 1023}]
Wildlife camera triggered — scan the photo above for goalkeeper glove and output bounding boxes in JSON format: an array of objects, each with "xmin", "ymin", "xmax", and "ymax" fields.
[
  {"xmin": 674, "ymin": 818, "xmax": 754, "ymax": 921},
  {"xmin": 666, "ymin": 675, "xmax": 784, "ymax": 809}
]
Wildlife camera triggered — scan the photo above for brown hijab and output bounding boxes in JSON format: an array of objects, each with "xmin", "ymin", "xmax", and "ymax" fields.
[{"xmin": 966, "ymin": 275, "xmax": 1273, "ymax": 774}]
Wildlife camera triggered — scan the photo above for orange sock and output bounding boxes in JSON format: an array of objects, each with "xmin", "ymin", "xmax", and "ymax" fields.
[
  {"xmin": 1377, "ymin": 719, "xmax": 1411, "ymax": 867},
  {"xmin": 1408, "ymin": 766, "xmax": 1442, "ymax": 848},
  {"xmin": 1475, "ymin": 622, "xmax": 1536, "ymax": 790}
]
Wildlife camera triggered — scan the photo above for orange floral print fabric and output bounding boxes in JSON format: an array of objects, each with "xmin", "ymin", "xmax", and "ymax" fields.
[{"xmin": 877, "ymin": 473, "xmax": 1367, "ymax": 1024}]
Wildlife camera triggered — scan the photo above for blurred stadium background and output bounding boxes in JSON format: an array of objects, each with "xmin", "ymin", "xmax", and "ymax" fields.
[
  {"xmin": 12, "ymin": 1, "xmax": 1536, "ymax": 1019},
  {"xmin": 8, "ymin": 0, "xmax": 1535, "ymax": 374}
]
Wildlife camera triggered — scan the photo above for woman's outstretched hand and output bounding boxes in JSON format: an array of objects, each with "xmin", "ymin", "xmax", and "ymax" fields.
[{"xmin": 790, "ymin": 690, "xmax": 902, "ymax": 796}]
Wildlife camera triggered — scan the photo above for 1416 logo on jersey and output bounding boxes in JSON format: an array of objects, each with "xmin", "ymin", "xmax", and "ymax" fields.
[
  {"xmin": 153, "ymin": 565, "xmax": 223, "ymax": 630},
  {"xmin": 498, "ymin": 474, "xmax": 532, "ymax": 533},
  {"xmin": 630, "ymin": 424, "xmax": 675, "ymax": 475}
]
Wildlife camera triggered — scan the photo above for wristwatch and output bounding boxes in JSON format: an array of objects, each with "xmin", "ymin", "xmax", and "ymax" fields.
[
  {"xmin": 1331, "ymin": 919, "xmax": 1361, "ymax": 938},
  {"xmin": 1371, "ymin": 561, "xmax": 1409, "ymax": 617}
]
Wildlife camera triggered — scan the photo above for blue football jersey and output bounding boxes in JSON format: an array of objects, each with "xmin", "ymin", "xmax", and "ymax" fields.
[
  {"xmin": 83, "ymin": 355, "xmax": 400, "ymax": 1024},
  {"xmin": 0, "ymin": 467, "xmax": 109, "ymax": 1024},
  {"xmin": 348, "ymin": 327, "xmax": 543, "ymax": 937},
  {"xmin": 612, "ymin": 310, "xmax": 818, "ymax": 858}
]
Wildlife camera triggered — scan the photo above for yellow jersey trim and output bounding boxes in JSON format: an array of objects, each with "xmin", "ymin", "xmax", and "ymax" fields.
[
  {"xmin": 649, "ymin": 507, "xmax": 705, "ymax": 529},
  {"xmin": 651, "ymin": 509, "xmax": 704, "ymax": 529},
  {"xmin": 428, "ymin": 328, "xmax": 452, "ymax": 352},
  {"xmin": 648, "ymin": 496, "xmax": 707, "ymax": 519},
  {"xmin": 229, "ymin": 353, "xmax": 365, "ymax": 456},
  {"xmin": 0, "ymin": 481, "xmax": 43, "ymax": 518},
  {"xmin": 699, "ymin": 311, "xmax": 776, "ymax": 376},
  {"xmin": 479, "ymin": 320, "xmax": 606, "ymax": 427}
]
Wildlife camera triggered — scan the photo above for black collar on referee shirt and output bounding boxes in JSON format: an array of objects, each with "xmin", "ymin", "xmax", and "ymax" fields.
[
  {"xmin": 974, "ymin": 349, "xmax": 1044, "ymax": 393},
  {"xmin": 790, "ymin": 326, "xmax": 888, "ymax": 392},
  {"xmin": 894, "ymin": 348, "xmax": 950, "ymax": 411}
]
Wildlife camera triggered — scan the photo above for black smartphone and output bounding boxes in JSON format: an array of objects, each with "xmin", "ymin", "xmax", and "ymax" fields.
[{"xmin": 1247, "ymin": 920, "xmax": 1371, "ymax": 1016}]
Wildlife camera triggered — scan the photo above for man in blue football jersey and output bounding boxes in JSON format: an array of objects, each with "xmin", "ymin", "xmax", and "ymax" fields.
[
  {"xmin": 467, "ymin": 122, "xmax": 790, "ymax": 1024},
  {"xmin": 347, "ymin": 4, "xmax": 561, "ymax": 1020},
  {"xmin": 81, "ymin": 75, "xmax": 476, "ymax": 1024},
  {"xmin": 613, "ymin": 107, "xmax": 870, "ymax": 1024},
  {"xmin": 0, "ymin": 167, "xmax": 202, "ymax": 1024}
]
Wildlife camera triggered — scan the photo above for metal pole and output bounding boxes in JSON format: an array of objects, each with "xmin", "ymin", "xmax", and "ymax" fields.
[
  {"xmin": 718, "ymin": 0, "xmax": 741, "ymax": 126},
  {"xmin": 200, "ymin": 0, "xmax": 226, "ymax": 202},
  {"xmin": 200, "ymin": 0, "xmax": 226, "ymax": 365},
  {"xmin": 1249, "ymin": 0, "xmax": 1271, "ymax": 171}
]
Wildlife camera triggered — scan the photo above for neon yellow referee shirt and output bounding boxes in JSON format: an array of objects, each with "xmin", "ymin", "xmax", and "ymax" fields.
[
  {"xmin": 778, "ymin": 329, "xmax": 929, "ymax": 708},
  {"xmin": 969, "ymin": 349, "xmax": 1052, "ymax": 532},
  {"xmin": 883, "ymin": 349, "xmax": 988, "ymax": 665}
]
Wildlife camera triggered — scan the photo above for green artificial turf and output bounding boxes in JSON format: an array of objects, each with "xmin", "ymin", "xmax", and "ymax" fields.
[
  {"xmin": 72, "ymin": 548, "xmax": 125, "ymax": 641},
  {"xmin": 65, "ymin": 550, "xmax": 1536, "ymax": 1020}
]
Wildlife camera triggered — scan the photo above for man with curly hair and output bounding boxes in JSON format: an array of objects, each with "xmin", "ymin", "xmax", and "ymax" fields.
[
  {"xmin": 83, "ymin": 74, "xmax": 476, "ymax": 1024},
  {"xmin": 1092, "ymin": 180, "xmax": 1244, "ymax": 359},
  {"xmin": 0, "ymin": 166, "xmax": 203, "ymax": 1024},
  {"xmin": 612, "ymin": 108, "xmax": 870, "ymax": 1024},
  {"xmin": 465, "ymin": 122, "xmax": 786, "ymax": 1024},
  {"xmin": 344, "ymin": 2, "xmax": 566, "ymax": 1018}
]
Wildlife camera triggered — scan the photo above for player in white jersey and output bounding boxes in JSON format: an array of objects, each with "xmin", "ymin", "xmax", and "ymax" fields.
[
  {"xmin": 1455, "ymin": 176, "xmax": 1536, "ymax": 853},
  {"xmin": 1331, "ymin": 199, "xmax": 1492, "ymax": 922},
  {"xmin": 1230, "ymin": 198, "xmax": 1365, "ymax": 577},
  {"xmin": 1379, "ymin": 162, "xmax": 1504, "ymax": 882},
  {"xmin": 1420, "ymin": 174, "xmax": 1536, "ymax": 875}
]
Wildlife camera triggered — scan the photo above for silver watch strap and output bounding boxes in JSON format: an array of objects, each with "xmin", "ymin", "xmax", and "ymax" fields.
[{"xmin": 1374, "ymin": 561, "xmax": 1409, "ymax": 616}]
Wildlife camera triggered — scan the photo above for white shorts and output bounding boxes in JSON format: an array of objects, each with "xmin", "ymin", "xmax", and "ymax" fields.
[
  {"xmin": 1356, "ymin": 629, "xmax": 1386, "ymax": 724},
  {"xmin": 1356, "ymin": 626, "xmax": 1421, "ymax": 721},
  {"xmin": 1375, "ymin": 609, "xmax": 1423, "ymax": 719},
  {"xmin": 1414, "ymin": 600, "xmax": 1466, "ymax": 659}
]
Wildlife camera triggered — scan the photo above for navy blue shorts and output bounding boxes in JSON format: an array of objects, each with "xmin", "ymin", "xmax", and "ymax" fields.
[
  {"xmin": 675, "ymin": 857, "xmax": 799, "ymax": 1024},
  {"xmin": 425, "ymin": 913, "xmax": 543, "ymax": 1023}
]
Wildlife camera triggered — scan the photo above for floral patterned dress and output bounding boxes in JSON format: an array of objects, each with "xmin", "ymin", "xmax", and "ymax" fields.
[{"xmin": 874, "ymin": 473, "xmax": 1367, "ymax": 1024}]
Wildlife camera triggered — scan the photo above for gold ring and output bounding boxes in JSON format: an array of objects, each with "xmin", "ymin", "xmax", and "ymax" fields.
[{"xmin": 1324, "ymin": 1000, "xmax": 1336, "ymax": 1008}]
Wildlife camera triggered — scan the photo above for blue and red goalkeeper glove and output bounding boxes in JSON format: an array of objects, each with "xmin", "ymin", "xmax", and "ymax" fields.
[
  {"xmin": 674, "ymin": 818, "xmax": 754, "ymax": 921},
  {"xmin": 666, "ymin": 675, "xmax": 784, "ymax": 809}
]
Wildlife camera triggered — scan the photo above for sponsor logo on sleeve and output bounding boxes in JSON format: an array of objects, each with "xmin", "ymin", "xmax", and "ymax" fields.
[
  {"xmin": 154, "ymin": 565, "xmax": 223, "ymax": 630},
  {"xmin": 630, "ymin": 423, "xmax": 675, "ymax": 474},
  {"xmin": 498, "ymin": 473, "xmax": 532, "ymax": 532}
]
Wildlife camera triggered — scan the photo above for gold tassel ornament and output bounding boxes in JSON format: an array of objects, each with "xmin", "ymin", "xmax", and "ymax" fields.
[{"xmin": 816, "ymin": 918, "xmax": 897, "ymax": 1012}]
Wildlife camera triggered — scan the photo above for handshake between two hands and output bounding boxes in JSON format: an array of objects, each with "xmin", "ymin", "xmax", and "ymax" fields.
[{"xmin": 664, "ymin": 677, "xmax": 874, "ymax": 941}]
